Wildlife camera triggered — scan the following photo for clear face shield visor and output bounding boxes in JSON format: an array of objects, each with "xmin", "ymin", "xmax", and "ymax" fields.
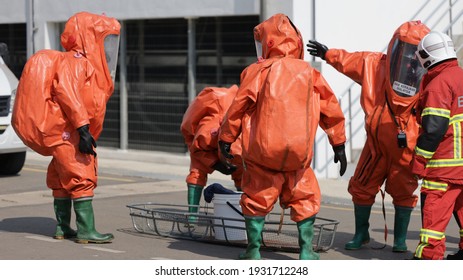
[
  {"xmin": 104, "ymin": 34, "xmax": 120, "ymax": 83},
  {"xmin": 389, "ymin": 39, "xmax": 425, "ymax": 97},
  {"xmin": 255, "ymin": 40, "xmax": 263, "ymax": 60}
]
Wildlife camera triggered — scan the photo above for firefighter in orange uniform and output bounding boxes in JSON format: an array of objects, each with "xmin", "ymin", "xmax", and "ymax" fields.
[
  {"xmin": 12, "ymin": 12, "xmax": 120, "ymax": 243},
  {"xmin": 412, "ymin": 31, "xmax": 463, "ymax": 260},
  {"xmin": 180, "ymin": 85, "xmax": 243, "ymax": 220},
  {"xmin": 307, "ymin": 21, "xmax": 430, "ymax": 252},
  {"xmin": 219, "ymin": 13, "xmax": 347, "ymax": 260}
]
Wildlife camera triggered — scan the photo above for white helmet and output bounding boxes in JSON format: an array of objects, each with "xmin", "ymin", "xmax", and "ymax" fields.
[{"xmin": 416, "ymin": 31, "xmax": 457, "ymax": 69}]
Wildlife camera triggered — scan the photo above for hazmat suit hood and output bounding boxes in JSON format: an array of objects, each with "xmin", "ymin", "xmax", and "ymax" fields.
[
  {"xmin": 12, "ymin": 12, "xmax": 121, "ymax": 156},
  {"xmin": 386, "ymin": 21, "xmax": 429, "ymax": 100},
  {"xmin": 61, "ymin": 12, "xmax": 121, "ymax": 92},
  {"xmin": 253, "ymin": 13, "xmax": 304, "ymax": 60}
]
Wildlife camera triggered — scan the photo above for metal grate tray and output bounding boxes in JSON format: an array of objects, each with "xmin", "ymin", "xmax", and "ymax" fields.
[{"xmin": 127, "ymin": 202, "xmax": 339, "ymax": 252}]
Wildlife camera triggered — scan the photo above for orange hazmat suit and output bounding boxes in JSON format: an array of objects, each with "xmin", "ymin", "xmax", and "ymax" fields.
[
  {"xmin": 219, "ymin": 14, "xmax": 346, "ymax": 222},
  {"xmin": 12, "ymin": 12, "xmax": 121, "ymax": 199},
  {"xmin": 181, "ymin": 85, "xmax": 243, "ymax": 188},
  {"xmin": 308, "ymin": 20, "xmax": 430, "ymax": 252},
  {"xmin": 324, "ymin": 21, "xmax": 429, "ymax": 208}
]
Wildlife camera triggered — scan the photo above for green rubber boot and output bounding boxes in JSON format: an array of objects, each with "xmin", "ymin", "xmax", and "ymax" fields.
[
  {"xmin": 73, "ymin": 198, "xmax": 114, "ymax": 244},
  {"xmin": 53, "ymin": 198, "xmax": 77, "ymax": 239},
  {"xmin": 187, "ymin": 184, "xmax": 203, "ymax": 224},
  {"xmin": 297, "ymin": 217, "xmax": 320, "ymax": 260},
  {"xmin": 392, "ymin": 206, "xmax": 413, "ymax": 252},
  {"xmin": 345, "ymin": 204, "xmax": 372, "ymax": 250},
  {"xmin": 239, "ymin": 217, "xmax": 265, "ymax": 260}
]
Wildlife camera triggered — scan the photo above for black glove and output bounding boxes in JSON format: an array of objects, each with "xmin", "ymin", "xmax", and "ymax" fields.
[
  {"xmin": 333, "ymin": 144, "xmax": 347, "ymax": 176},
  {"xmin": 213, "ymin": 161, "xmax": 237, "ymax": 175},
  {"xmin": 306, "ymin": 40, "xmax": 329, "ymax": 60},
  {"xmin": 77, "ymin": 124, "xmax": 96, "ymax": 155},
  {"xmin": 219, "ymin": 140, "xmax": 234, "ymax": 160}
]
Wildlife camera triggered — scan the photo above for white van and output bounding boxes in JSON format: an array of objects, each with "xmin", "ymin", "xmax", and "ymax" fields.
[{"xmin": 0, "ymin": 44, "xmax": 27, "ymax": 175}]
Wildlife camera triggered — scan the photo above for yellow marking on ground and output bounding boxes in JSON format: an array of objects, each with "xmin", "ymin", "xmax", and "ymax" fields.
[{"xmin": 23, "ymin": 167, "xmax": 135, "ymax": 182}]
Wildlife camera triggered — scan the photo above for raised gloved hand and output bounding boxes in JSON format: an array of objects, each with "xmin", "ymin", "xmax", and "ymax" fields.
[
  {"xmin": 218, "ymin": 140, "xmax": 234, "ymax": 160},
  {"xmin": 306, "ymin": 40, "xmax": 329, "ymax": 60},
  {"xmin": 213, "ymin": 161, "xmax": 237, "ymax": 175},
  {"xmin": 77, "ymin": 124, "xmax": 97, "ymax": 155},
  {"xmin": 333, "ymin": 144, "xmax": 347, "ymax": 176}
]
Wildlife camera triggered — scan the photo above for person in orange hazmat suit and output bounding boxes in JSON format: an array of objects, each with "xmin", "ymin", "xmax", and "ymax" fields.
[
  {"xmin": 218, "ymin": 13, "xmax": 347, "ymax": 260},
  {"xmin": 411, "ymin": 31, "xmax": 463, "ymax": 260},
  {"xmin": 307, "ymin": 21, "xmax": 430, "ymax": 252},
  {"xmin": 180, "ymin": 85, "xmax": 243, "ymax": 223},
  {"xmin": 12, "ymin": 12, "xmax": 120, "ymax": 244}
]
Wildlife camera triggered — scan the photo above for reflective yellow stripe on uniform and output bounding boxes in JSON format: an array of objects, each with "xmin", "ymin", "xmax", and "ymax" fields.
[
  {"xmin": 421, "ymin": 179, "xmax": 448, "ymax": 191},
  {"xmin": 460, "ymin": 229, "xmax": 463, "ymax": 238},
  {"xmin": 420, "ymin": 228, "xmax": 445, "ymax": 242},
  {"xmin": 451, "ymin": 114, "xmax": 463, "ymax": 159},
  {"xmin": 415, "ymin": 146, "xmax": 434, "ymax": 159},
  {"xmin": 450, "ymin": 113, "xmax": 463, "ymax": 124},
  {"xmin": 427, "ymin": 158, "xmax": 463, "ymax": 167},
  {"xmin": 455, "ymin": 122, "xmax": 462, "ymax": 158},
  {"xmin": 415, "ymin": 228, "xmax": 445, "ymax": 259},
  {"xmin": 421, "ymin": 107, "xmax": 450, "ymax": 118}
]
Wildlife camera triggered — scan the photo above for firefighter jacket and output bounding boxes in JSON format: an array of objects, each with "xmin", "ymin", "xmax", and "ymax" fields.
[{"xmin": 412, "ymin": 59, "xmax": 463, "ymax": 185}]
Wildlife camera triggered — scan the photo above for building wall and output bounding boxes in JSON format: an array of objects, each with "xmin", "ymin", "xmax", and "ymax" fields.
[{"xmin": 1, "ymin": 0, "xmax": 462, "ymax": 178}]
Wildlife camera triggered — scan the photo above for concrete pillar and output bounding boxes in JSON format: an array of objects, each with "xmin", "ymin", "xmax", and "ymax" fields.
[{"xmin": 187, "ymin": 17, "xmax": 197, "ymax": 104}]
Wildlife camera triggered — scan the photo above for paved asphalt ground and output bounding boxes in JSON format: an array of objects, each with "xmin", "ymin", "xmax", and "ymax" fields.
[{"xmin": 0, "ymin": 147, "xmax": 461, "ymax": 279}]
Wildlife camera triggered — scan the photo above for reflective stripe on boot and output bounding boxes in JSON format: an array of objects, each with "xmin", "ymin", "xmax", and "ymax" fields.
[
  {"xmin": 239, "ymin": 217, "xmax": 265, "ymax": 260},
  {"xmin": 297, "ymin": 217, "xmax": 320, "ymax": 260},
  {"xmin": 53, "ymin": 198, "xmax": 77, "ymax": 239},
  {"xmin": 345, "ymin": 204, "xmax": 371, "ymax": 250},
  {"xmin": 392, "ymin": 206, "xmax": 413, "ymax": 252},
  {"xmin": 73, "ymin": 198, "xmax": 114, "ymax": 244}
]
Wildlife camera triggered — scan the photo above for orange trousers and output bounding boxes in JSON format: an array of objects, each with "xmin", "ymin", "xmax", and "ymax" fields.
[
  {"xmin": 46, "ymin": 131, "xmax": 97, "ymax": 199},
  {"xmin": 186, "ymin": 154, "xmax": 243, "ymax": 188},
  {"xmin": 348, "ymin": 141, "xmax": 418, "ymax": 208},
  {"xmin": 240, "ymin": 160, "xmax": 320, "ymax": 222}
]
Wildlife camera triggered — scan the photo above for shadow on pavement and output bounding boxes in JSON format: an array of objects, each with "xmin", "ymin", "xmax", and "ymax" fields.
[
  {"xmin": 166, "ymin": 238, "xmax": 297, "ymax": 260},
  {"xmin": 327, "ymin": 230, "xmax": 416, "ymax": 260},
  {"xmin": 0, "ymin": 216, "xmax": 56, "ymax": 237},
  {"xmin": 117, "ymin": 227, "xmax": 296, "ymax": 260}
]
